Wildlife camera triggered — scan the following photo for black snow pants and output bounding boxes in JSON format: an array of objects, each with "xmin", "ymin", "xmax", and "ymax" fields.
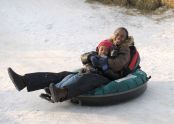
[{"xmin": 24, "ymin": 71, "xmax": 111, "ymax": 99}]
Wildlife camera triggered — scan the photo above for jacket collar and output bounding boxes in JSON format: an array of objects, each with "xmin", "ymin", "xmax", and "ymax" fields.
[{"xmin": 108, "ymin": 36, "xmax": 135, "ymax": 48}]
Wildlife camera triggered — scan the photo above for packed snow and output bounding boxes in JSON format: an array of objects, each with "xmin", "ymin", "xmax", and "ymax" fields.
[{"xmin": 0, "ymin": 0, "xmax": 174, "ymax": 123}]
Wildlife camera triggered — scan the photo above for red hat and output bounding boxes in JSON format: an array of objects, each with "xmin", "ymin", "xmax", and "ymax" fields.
[{"xmin": 96, "ymin": 40, "xmax": 113, "ymax": 51}]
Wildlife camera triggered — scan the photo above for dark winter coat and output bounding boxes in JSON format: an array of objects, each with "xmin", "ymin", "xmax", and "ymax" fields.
[{"xmin": 107, "ymin": 36, "xmax": 134, "ymax": 77}]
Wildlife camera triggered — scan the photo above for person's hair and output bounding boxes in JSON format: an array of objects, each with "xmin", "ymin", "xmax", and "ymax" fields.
[{"xmin": 114, "ymin": 27, "xmax": 129, "ymax": 40}]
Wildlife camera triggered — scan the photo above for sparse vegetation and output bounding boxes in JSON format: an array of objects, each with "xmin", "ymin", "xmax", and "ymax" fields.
[{"xmin": 86, "ymin": 0, "xmax": 174, "ymax": 10}]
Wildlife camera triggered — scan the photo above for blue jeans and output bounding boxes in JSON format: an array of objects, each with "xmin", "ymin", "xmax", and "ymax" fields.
[{"xmin": 55, "ymin": 74, "xmax": 79, "ymax": 88}]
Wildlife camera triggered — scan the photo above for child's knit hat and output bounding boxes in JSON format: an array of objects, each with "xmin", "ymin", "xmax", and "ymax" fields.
[{"xmin": 96, "ymin": 40, "xmax": 113, "ymax": 51}]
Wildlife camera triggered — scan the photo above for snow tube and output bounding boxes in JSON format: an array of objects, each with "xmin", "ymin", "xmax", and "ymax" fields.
[{"xmin": 71, "ymin": 69, "xmax": 150, "ymax": 106}]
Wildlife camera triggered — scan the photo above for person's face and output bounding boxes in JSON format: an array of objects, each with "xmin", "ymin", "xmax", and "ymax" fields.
[
  {"xmin": 114, "ymin": 29, "xmax": 127, "ymax": 45},
  {"xmin": 98, "ymin": 46, "xmax": 109, "ymax": 56}
]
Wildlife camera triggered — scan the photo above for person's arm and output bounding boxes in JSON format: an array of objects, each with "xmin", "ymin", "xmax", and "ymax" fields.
[
  {"xmin": 108, "ymin": 46, "xmax": 130, "ymax": 72},
  {"xmin": 81, "ymin": 51, "xmax": 97, "ymax": 65},
  {"xmin": 103, "ymin": 69, "xmax": 120, "ymax": 80}
]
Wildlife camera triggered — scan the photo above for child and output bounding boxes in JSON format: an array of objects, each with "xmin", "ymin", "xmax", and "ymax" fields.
[
  {"xmin": 80, "ymin": 39, "xmax": 121, "ymax": 80},
  {"xmin": 80, "ymin": 39, "xmax": 113, "ymax": 74}
]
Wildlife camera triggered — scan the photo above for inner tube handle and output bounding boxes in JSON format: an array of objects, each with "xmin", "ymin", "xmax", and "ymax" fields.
[{"xmin": 147, "ymin": 76, "xmax": 151, "ymax": 80}]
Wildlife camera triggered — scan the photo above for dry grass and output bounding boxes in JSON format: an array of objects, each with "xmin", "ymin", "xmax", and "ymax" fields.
[
  {"xmin": 86, "ymin": 0, "xmax": 164, "ymax": 10},
  {"xmin": 86, "ymin": 0, "xmax": 174, "ymax": 10},
  {"xmin": 113, "ymin": 0, "xmax": 129, "ymax": 6},
  {"xmin": 161, "ymin": 0, "xmax": 174, "ymax": 8},
  {"xmin": 135, "ymin": 0, "xmax": 161, "ymax": 10}
]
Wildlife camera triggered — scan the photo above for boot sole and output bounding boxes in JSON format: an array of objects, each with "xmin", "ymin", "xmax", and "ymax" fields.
[{"xmin": 40, "ymin": 93, "xmax": 54, "ymax": 103}]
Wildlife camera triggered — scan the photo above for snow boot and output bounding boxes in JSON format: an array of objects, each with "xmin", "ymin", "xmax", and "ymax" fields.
[
  {"xmin": 40, "ymin": 93, "xmax": 54, "ymax": 103},
  {"xmin": 44, "ymin": 87, "xmax": 51, "ymax": 95},
  {"xmin": 8, "ymin": 67, "xmax": 26, "ymax": 91},
  {"xmin": 49, "ymin": 83, "xmax": 68, "ymax": 102}
]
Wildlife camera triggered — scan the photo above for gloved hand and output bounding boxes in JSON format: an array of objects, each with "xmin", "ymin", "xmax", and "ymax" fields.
[
  {"xmin": 89, "ymin": 55, "xmax": 100, "ymax": 67},
  {"xmin": 97, "ymin": 56, "xmax": 109, "ymax": 71},
  {"xmin": 90, "ymin": 55, "xmax": 109, "ymax": 71}
]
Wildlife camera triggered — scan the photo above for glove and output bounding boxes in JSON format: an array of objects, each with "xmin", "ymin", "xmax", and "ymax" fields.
[
  {"xmin": 89, "ymin": 55, "xmax": 100, "ymax": 67},
  {"xmin": 90, "ymin": 55, "xmax": 109, "ymax": 71},
  {"xmin": 97, "ymin": 56, "xmax": 109, "ymax": 71}
]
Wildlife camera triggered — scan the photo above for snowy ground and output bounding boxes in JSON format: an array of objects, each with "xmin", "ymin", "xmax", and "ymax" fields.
[{"xmin": 0, "ymin": 0, "xmax": 174, "ymax": 123}]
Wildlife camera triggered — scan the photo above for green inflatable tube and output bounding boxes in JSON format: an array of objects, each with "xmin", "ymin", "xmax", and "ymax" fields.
[{"xmin": 71, "ymin": 69, "xmax": 150, "ymax": 106}]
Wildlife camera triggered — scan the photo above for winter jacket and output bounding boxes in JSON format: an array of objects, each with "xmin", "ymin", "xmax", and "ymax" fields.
[{"xmin": 107, "ymin": 36, "xmax": 134, "ymax": 77}]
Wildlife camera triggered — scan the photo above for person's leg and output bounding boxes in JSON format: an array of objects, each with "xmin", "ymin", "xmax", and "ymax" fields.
[
  {"xmin": 49, "ymin": 73, "xmax": 111, "ymax": 102},
  {"xmin": 24, "ymin": 71, "xmax": 76, "ymax": 92},
  {"xmin": 66, "ymin": 73, "xmax": 111, "ymax": 99},
  {"xmin": 8, "ymin": 67, "xmax": 75, "ymax": 92},
  {"xmin": 55, "ymin": 74, "xmax": 76, "ymax": 88},
  {"xmin": 49, "ymin": 73, "xmax": 80, "ymax": 102}
]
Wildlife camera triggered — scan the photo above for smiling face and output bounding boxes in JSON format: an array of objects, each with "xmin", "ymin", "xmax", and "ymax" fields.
[{"xmin": 113, "ymin": 29, "xmax": 127, "ymax": 45}]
